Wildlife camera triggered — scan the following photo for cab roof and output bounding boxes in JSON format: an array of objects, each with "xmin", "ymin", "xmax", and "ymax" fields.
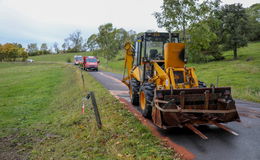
[{"xmin": 136, "ymin": 32, "xmax": 179, "ymax": 42}]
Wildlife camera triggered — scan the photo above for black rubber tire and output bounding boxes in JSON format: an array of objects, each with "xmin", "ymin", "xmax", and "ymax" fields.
[
  {"xmin": 139, "ymin": 83, "xmax": 155, "ymax": 118},
  {"xmin": 199, "ymin": 81, "xmax": 207, "ymax": 88},
  {"xmin": 96, "ymin": 68, "xmax": 98, "ymax": 71},
  {"xmin": 130, "ymin": 78, "xmax": 140, "ymax": 105}
]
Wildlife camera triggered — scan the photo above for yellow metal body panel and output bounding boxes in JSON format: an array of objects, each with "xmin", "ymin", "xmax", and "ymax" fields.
[
  {"xmin": 124, "ymin": 42, "xmax": 134, "ymax": 78},
  {"xmin": 122, "ymin": 41, "xmax": 198, "ymax": 90},
  {"xmin": 164, "ymin": 43, "xmax": 185, "ymax": 68},
  {"xmin": 132, "ymin": 67, "xmax": 141, "ymax": 81},
  {"xmin": 151, "ymin": 62, "xmax": 171, "ymax": 89},
  {"xmin": 121, "ymin": 42, "xmax": 134, "ymax": 88},
  {"xmin": 152, "ymin": 63, "xmax": 199, "ymax": 89}
]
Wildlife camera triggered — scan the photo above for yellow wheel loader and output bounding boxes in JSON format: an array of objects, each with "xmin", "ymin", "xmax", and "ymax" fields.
[{"xmin": 122, "ymin": 32, "xmax": 240, "ymax": 139}]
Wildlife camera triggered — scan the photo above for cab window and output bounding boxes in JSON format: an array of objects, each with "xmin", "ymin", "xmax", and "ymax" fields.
[
  {"xmin": 134, "ymin": 42, "xmax": 139, "ymax": 66},
  {"xmin": 146, "ymin": 41, "xmax": 164, "ymax": 60}
]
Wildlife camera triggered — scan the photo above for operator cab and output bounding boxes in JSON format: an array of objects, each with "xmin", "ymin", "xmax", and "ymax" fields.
[
  {"xmin": 133, "ymin": 32, "xmax": 180, "ymax": 66},
  {"xmin": 133, "ymin": 32, "xmax": 183, "ymax": 82}
]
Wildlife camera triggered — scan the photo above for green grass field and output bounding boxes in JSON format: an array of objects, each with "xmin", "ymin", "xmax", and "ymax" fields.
[
  {"xmin": 0, "ymin": 62, "xmax": 178, "ymax": 159},
  {"xmin": 189, "ymin": 42, "xmax": 260, "ymax": 102},
  {"xmin": 31, "ymin": 52, "xmax": 89, "ymax": 62},
  {"xmin": 30, "ymin": 51, "xmax": 126, "ymax": 74}
]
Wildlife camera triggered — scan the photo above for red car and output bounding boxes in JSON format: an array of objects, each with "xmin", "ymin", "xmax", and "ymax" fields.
[{"xmin": 81, "ymin": 56, "xmax": 99, "ymax": 71}]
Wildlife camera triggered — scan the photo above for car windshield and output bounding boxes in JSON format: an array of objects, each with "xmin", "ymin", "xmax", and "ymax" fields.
[
  {"xmin": 87, "ymin": 59, "xmax": 97, "ymax": 62},
  {"xmin": 75, "ymin": 57, "xmax": 82, "ymax": 61}
]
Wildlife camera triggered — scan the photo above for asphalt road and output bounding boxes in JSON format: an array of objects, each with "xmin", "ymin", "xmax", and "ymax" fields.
[{"xmin": 88, "ymin": 70, "xmax": 260, "ymax": 160}]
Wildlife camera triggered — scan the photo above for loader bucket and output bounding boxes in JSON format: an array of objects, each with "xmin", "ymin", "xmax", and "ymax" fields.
[{"xmin": 152, "ymin": 87, "xmax": 240, "ymax": 130}]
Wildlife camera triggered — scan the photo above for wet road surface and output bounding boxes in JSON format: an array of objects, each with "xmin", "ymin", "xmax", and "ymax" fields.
[{"xmin": 88, "ymin": 70, "xmax": 260, "ymax": 160}]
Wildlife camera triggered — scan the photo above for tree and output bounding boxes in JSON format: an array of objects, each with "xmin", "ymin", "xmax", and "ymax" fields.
[
  {"xmin": 115, "ymin": 28, "xmax": 128, "ymax": 49},
  {"xmin": 154, "ymin": 0, "xmax": 199, "ymax": 41},
  {"xmin": 39, "ymin": 43, "xmax": 49, "ymax": 55},
  {"xmin": 187, "ymin": 1, "xmax": 224, "ymax": 62},
  {"xmin": 154, "ymin": 0, "xmax": 222, "ymax": 62},
  {"xmin": 246, "ymin": 3, "xmax": 260, "ymax": 41},
  {"xmin": 61, "ymin": 41, "xmax": 68, "ymax": 53},
  {"xmin": 154, "ymin": 0, "xmax": 222, "ymax": 41},
  {"xmin": 13, "ymin": 43, "xmax": 23, "ymax": 48},
  {"xmin": 18, "ymin": 48, "xmax": 28, "ymax": 61},
  {"xmin": 187, "ymin": 21, "xmax": 218, "ymax": 62},
  {"xmin": 0, "ymin": 44, "xmax": 3, "ymax": 61},
  {"xmin": 40, "ymin": 43, "xmax": 48, "ymax": 51},
  {"xmin": 96, "ymin": 23, "xmax": 120, "ymax": 64},
  {"xmin": 27, "ymin": 43, "xmax": 38, "ymax": 56},
  {"xmin": 218, "ymin": 3, "xmax": 249, "ymax": 59},
  {"xmin": 0, "ymin": 43, "xmax": 28, "ymax": 61},
  {"xmin": 66, "ymin": 31, "xmax": 84, "ymax": 52},
  {"xmin": 127, "ymin": 30, "xmax": 137, "ymax": 42},
  {"xmin": 86, "ymin": 34, "xmax": 98, "ymax": 51},
  {"xmin": 53, "ymin": 42, "xmax": 59, "ymax": 54}
]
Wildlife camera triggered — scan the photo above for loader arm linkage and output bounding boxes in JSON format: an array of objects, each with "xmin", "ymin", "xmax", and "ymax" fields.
[{"xmin": 122, "ymin": 42, "xmax": 134, "ymax": 88}]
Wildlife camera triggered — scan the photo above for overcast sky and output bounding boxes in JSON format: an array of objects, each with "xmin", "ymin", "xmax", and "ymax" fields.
[{"xmin": 0, "ymin": 0, "xmax": 258, "ymax": 48}]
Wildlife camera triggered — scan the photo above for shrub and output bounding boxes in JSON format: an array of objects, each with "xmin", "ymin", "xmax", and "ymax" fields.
[{"xmin": 66, "ymin": 57, "xmax": 72, "ymax": 63}]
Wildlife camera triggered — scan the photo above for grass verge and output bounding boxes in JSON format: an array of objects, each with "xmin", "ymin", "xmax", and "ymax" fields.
[
  {"xmin": 0, "ymin": 62, "xmax": 179, "ymax": 160},
  {"xmin": 189, "ymin": 42, "xmax": 260, "ymax": 102}
]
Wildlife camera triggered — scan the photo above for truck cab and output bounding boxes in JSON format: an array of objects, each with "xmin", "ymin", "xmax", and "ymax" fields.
[{"xmin": 82, "ymin": 56, "xmax": 99, "ymax": 71}]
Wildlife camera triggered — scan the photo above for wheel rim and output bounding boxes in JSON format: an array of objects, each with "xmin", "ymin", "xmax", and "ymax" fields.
[{"xmin": 140, "ymin": 91, "xmax": 146, "ymax": 110}]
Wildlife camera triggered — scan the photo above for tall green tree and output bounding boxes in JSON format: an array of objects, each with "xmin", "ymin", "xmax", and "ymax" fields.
[
  {"xmin": 13, "ymin": 43, "xmax": 23, "ymax": 48},
  {"xmin": 187, "ymin": 1, "xmax": 223, "ymax": 62},
  {"xmin": 86, "ymin": 34, "xmax": 98, "ymax": 51},
  {"xmin": 218, "ymin": 3, "xmax": 249, "ymax": 59},
  {"xmin": 187, "ymin": 21, "xmax": 218, "ymax": 62},
  {"xmin": 155, "ymin": 0, "xmax": 222, "ymax": 62},
  {"xmin": 27, "ymin": 43, "xmax": 38, "ymax": 56},
  {"xmin": 0, "ymin": 44, "xmax": 3, "ymax": 61},
  {"xmin": 67, "ymin": 31, "xmax": 84, "ymax": 52},
  {"xmin": 154, "ymin": 0, "xmax": 200, "ymax": 41},
  {"xmin": 61, "ymin": 40, "xmax": 69, "ymax": 53},
  {"xmin": 39, "ymin": 43, "xmax": 49, "ymax": 55},
  {"xmin": 115, "ymin": 28, "xmax": 128, "ymax": 49},
  {"xmin": 96, "ymin": 23, "xmax": 119, "ymax": 64},
  {"xmin": 246, "ymin": 3, "xmax": 260, "ymax": 41},
  {"xmin": 53, "ymin": 42, "xmax": 59, "ymax": 54},
  {"xmin": 18, "ymin": 48, "xmax": 28, "ymax": 61},
  {"xmin": 40, "ymin": 43, "xmax": 48, "ymax": 51},
  {"xmin": 127, "ymin": 30, "xmax": 137, "ymax": 42}
]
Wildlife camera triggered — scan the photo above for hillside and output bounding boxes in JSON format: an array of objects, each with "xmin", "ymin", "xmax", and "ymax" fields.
[{"xmin": 190, "ymin": 42, "xmax": 260, "ymax": 102}]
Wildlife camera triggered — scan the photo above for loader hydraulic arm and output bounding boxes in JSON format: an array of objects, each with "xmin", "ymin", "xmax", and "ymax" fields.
[{"xmin": 122, "ymin": 42, "xmax": 134, "ymax": 88}]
